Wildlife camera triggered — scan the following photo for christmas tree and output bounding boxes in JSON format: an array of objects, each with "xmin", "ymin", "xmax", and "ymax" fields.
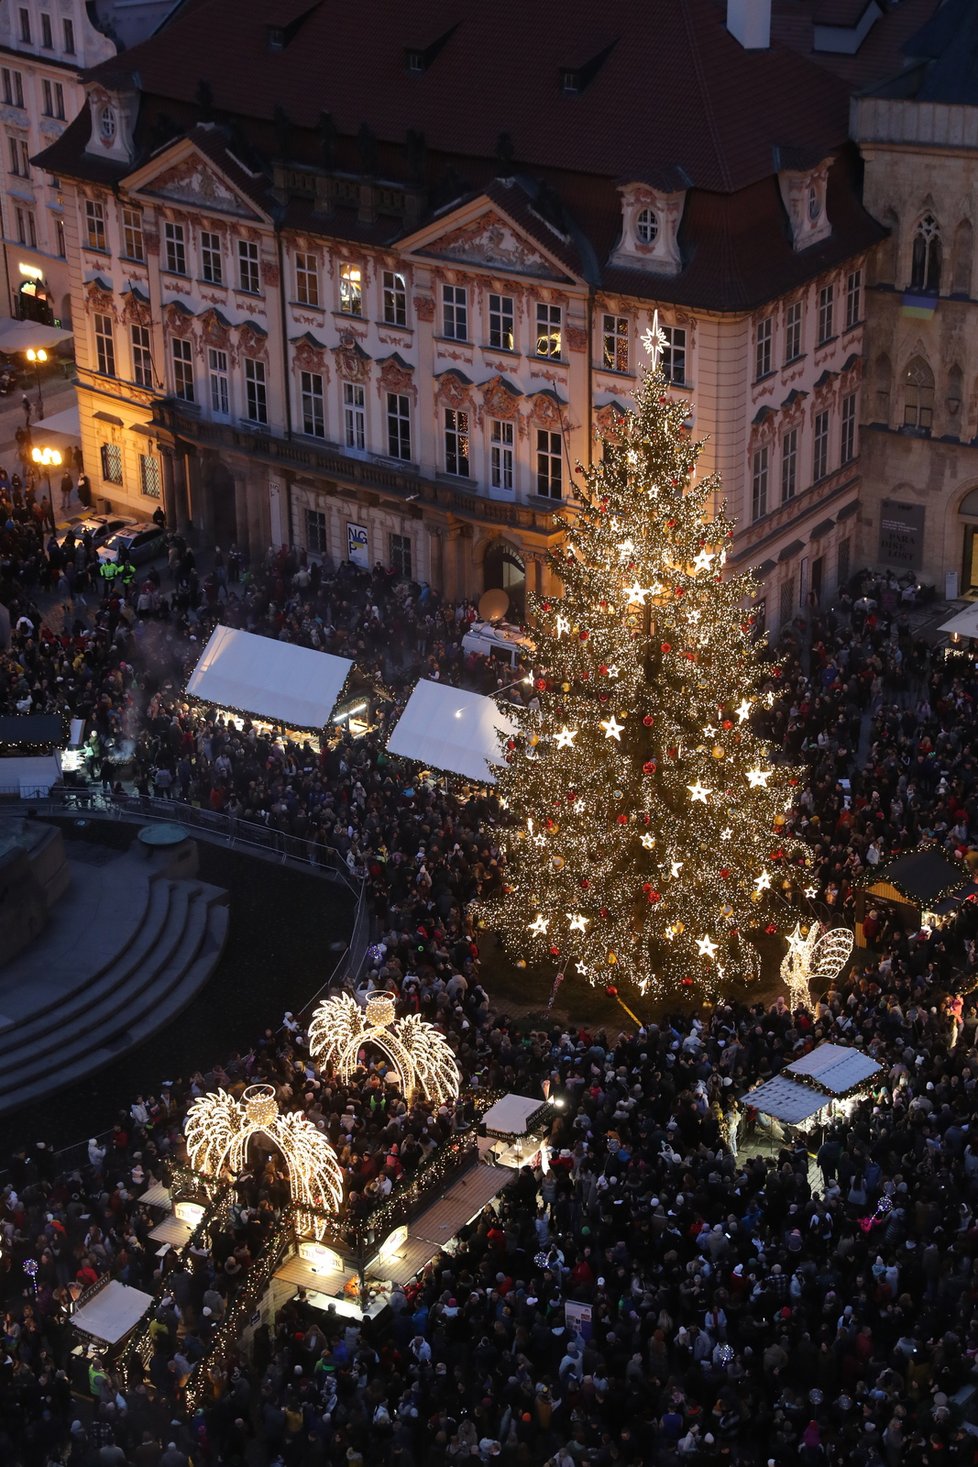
[{"xmin": 484, "ymin": 323, "xmax": 802, "ymax": 998}]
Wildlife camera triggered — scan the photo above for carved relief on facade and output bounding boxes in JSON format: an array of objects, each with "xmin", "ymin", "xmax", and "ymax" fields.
[
  {"xmin": 414, "ymin": 295, "xmax": 435, "ymax": 322},
  {"xmin": 748, "ymin": 406, "xmax": 777, "ymax": 452},
  {"xmin": 292, "ymin": 334, "xmax": 329, "ymax": 376},
  {"xmin": 120, "ymin": 290, "xmax": 151, "ymax": 327},
  {"xmin": 163, "ymin": 301, "xmax": 194, "ymax": 338},
  {"xmin": 566, "ymin": 323, "xmax": 588, "ymax": 353},
  {"xmin": 238, "ymin": 321, "xmax": 269, "ymax": 361},
  {"xmin": 148, "ymin": 153, "xmax": 256, "ymax": 219},
  {"xmin": 261, "ymin": 259, "xmax": 280, "ymax": 289},
  {"xmin": 435, "ymin": 370, "xmax": 473, "ymax": 412},
  {"xmin": 84, "ymin": 279, "xmax": 117, "ymax": 317},
  {"xmin": 780, "ymin": 389, "xmax": 808, "ymax": 429},
  {"xmin": 377, "ymin": 354, "xmax": 417, "ymax": 403},
  {"xmin": 427, "ymin": 211, "xmax": 558, "ymax": 279},
  {"xmin": 594, "ymin": 401, "xmax": 631, "ymax": 445},
  {"xmin": 333, "ymin": 340, "xmax": 371, "ymax": 383},
  {"xmin": 528, "ymin": 390, "xmax": 565, "ymax": 429},
  {"xmin": 199, "ymin": 308, "xmax": 231, "ymax": 350},
  {"xmin": 481, "ymin": 374, "xmax": 521, "ymax": 422}
]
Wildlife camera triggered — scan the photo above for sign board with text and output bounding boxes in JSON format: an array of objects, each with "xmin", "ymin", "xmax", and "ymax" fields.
[
  {"xmin": 878, "ymin": 500, "xmax": 925, "ymax": 568},
  {"xmin": 347, "ymin": 521, "xmax": 369, "ymax": 568}
]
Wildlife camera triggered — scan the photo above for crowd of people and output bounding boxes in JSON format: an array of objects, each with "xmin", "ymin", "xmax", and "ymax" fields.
[{"xmin": 4, "ymin": 502, "xmax": 978, "ymax": 1461}]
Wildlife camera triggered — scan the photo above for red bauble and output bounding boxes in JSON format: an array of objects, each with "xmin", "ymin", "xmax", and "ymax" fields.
[
  {"xmin": 550, "ymin": 946, "xmax": 561, "ymax": 956},
  {"xmin": 599, "ymin": 664, "xmax": 609, "ymax": 676},
  {"xmin": 542, "ymin": 602, "xmax": 552, "ymax": 612},
  {"xmin": 599, "ymin": 693, "xmax": 609, "ymax": 704},
  {"xmin": 507, "ymin": 739, "xmax": 516, "ymax": 750},
  {"xmin": 546, "ymin": 818, "xmax": 556, "ymax": 830},
  {"xmin": 659, "ymin": 394, "xmax": 667, "ymax": 403},
  {"xmin": 788, "ymin": 778, "xmax": 798, "ymax": 787},
  {"xmin": 643, "ymin": 760, "xmax": 657, "ymax": 774},
  {"xmin": 722, "ymin": 719, "xmax": 733, "ymax": 730},
  {"xmin": 667, "ymin": 746, "xmax": 678, "ymax": 759},
  {"xmin": 599, "ymin": 906, "xmax": 609, "ymax": 918},
  {"xmin": 647, "ymin": 890, "xmax": 661, "ymax": 904},
  {"xmin": 720, "ymin": 867, "xmax": 731, "ymax": 878},
  {"xmin": 643, "ymin": 714, "xmax": 654, "ymax": 727},
  {"xmin": 666, "ymin": 518, "xmax": 675, "ymax": 528},
  {"xmin": 580, "ymin": 878, "xmax": 591, "ymax": 890},
  {"xmin": 675, "ymin": 587, "xmax": 685, "ymax": 598},
  {"xmin": 536, "ymin": 678, "xmax": 547, "ymax": 691},
  {"xmin": 660, "ymin": 642, "xmax": 672, "ymax": 654},
  {"xmin": 683, "ymin": 651, "xmax": 696, "ymax": 661},
  {"xmin": 606, "ymin": 984, "xmax": 619, "ymax": 996},
  {"xmin": 581, "ymin": 671, "xmax": 591, "ymax": 681},
  {"xmin": 617, "ymin": 813, "xmax": 628, "ymax": 825},
  {"xmin": 765, "ymin": 923, "xmax": 778, "ymax": 935},
  {"xmin": 579, "ymin": 630, "xmax": 589, "ymax": 642},
  {"xmin": 681, "ymin": 977, "xmax": 694, "ymax": 987},
  {"xmin": 567, "ymin": 789, "xmax": 577, "ymax": 801}
]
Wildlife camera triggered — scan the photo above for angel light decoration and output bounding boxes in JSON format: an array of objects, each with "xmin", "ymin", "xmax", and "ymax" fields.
[
  {"xmin": 308, "ymin": 991, "xmax": 460, "ymax": 1106},
  {"xmin": 781, "ymin": 922, "xmax": 855, "ymax": 1012},
  {"xmin": 184, "ymin": 1084, "xmax": 343, "ymax": 1238}
]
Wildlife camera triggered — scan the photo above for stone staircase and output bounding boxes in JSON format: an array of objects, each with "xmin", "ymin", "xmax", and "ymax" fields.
[{"xmin": 0, "ymin": 861, "xmax": 229, "ymax": 1116}]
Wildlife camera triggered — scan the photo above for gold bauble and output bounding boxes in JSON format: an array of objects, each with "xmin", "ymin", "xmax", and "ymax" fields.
[
  {"xmin": 618, "ymin": 711, "xmax": 628, "ymax": 720},
  {"xmin": 674, "ymin": 921, "xmax": 685, "ymax": 934},
  {"xmin": 552, "ymin": 855, "xmax": 565, "ymax": 871},
  {"xmin": 750, "ymin": 890, "xmax": 761, "ymax": 903},
  {"xmin": 515, "ymin": 959, "xmax": 527, "ymax": 969},
  {"xmin": 712, "ymin": 746, "xmax": 725, "ymax": 759},
  {"xmin": 607, "ymin": 951, "xmax": 617, "ymax": 965},
  {"xmin": 529, "ymin": 734, "xmax": 539, "ymax": 747},
  {"xmin": 561, "ymin": 682, "xmax": 571, "ymax": 693},
  {"xmin": 774, "ymin": 813, "xmax": 785, "ymax": 828}
]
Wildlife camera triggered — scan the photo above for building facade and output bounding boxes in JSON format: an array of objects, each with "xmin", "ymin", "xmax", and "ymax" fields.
[
  {"xmin": 42, "ymin": 0, "xmax": 884, "ymax": 629},
  {"xmin": 853, "ymin": 0, "xmax": 978, "ymax": 598}
]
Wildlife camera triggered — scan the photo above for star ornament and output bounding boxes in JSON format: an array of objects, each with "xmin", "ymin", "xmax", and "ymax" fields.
[
  {"xmin": 804, "ymin": 885, "xmax": 819, "ymax": 900},
  {"xmin": 746, "ymin": 767, "xmax": 773, "ymax": 789},
  {"xmin": 625, "ymin": 582, "xmax": 648, "ymax": 606},
  {"xmin": 721, "ymin": 827, "xmax": 733, "ymax": 840},
  {"xmin": 640, "ymin": 832, "xmax": 656, "ymax": 850},
  {"xmin": 555, "ymin": 726, "xmax": 578, "ymax": 750},
  {"xmin": 600, "ymin": 715, "xmax": 624, "ymax": 741},
  {"xmin": 556, "ymin": 614, "xmax": 571, "ymax": 638},
  {"xmin": 692, "ymin": 549, "xmax": 715, "ymax": 574},
  {"xmin": 687, "ymin": 780, "xmax": 711, "ymax": 803},
  {"xmin": 618, "ymin": 539, "xmax": 636, "ymax": 562},
  {"xmin": 736, "ymin": 699, "xmax": 752, "ymax": 724},
  {"xmin": 568, "ymin": 912, "xmax": 589, "ymax": 933},
  {"xmin": 642, "ymin": 308, "xmax": 669, "ymax": 369},
  {"xmin": 529, "ymin": 914, "xmax": 549, "ymax": 936},
  {"xmin": 754, "ymin": 870, "xmax": 772, "ymax": 892},
  {"xmin": 696, "ymin": 934, "xmax": 718, "ymax": 960},
  {"xmin": 670, "ymin": 860, "xmax": 684, "ymax": 879}
]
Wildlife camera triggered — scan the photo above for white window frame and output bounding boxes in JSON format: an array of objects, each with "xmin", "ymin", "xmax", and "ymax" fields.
[
  {"xmin": 300, "ymin": 370, "xmax": 325, "ymax": 438},
  {"xmin": 14, "ymin": 205, "xmax": 35, "ymax": 248},
  {"xmin": 343, "ymin": 380, "xmax": 365, "ymax": 450},
  {"xmin": 488, "ymin": 292, "xmax": 514, "ymax": 351},
  {"xmin": 781, "ymin": 428, "xmax": 797, "ymax": 502},
  {"xmin": 751, "ymin": 445, "xmax": 768, "ymax": 521},
  {"xmin": 535, "ymin": 302, "xmax": 562, "ymax": 359},
  {"xmin": 386, "ymin": 391, "xmax": 411, "ymax": 461},
  {"xmin": 172, "ymin": 336, "xmax": 194, "ymax": 402},
  {"xmin": 602, "ymin": 314, "xmax": 629, "ymax": 374},
  {"xmin": 444, "ymin": 407, "xmax": 469, "ymax": 476},
  {"xmin": 490, "ymin": 418, "xmax": 514, "ymax": 491},
  {"xmin": 813, "ymin": 408, "xmax": 830, "ymax": 481},
  {"xmin": 305, "ymin": 507, "xmax": 327, "ymax": 556},
  {"xmin": 845, "ymin": 269, "xmax": 861, "ymax": 331},
  {"xmin": 817, "ymin": 284, "xmax": 834, "ymax": 346},
  {"xmin": 295, "ymin": 252, "xmax": 319, "ymax": 308},
  {"xmin": 130, "ymin": 323, "xmax": 153, "ymax": 389},
  {"xmin": 661, "ymin": 326, "xmax": 686, "ymax": 386},
  {"xmin": 94, "ymin": 312, "xmax": 115, "ymax": 377},
  {"xmin": 200, "ymin": 230, "xmax": 223, "ymax": 285},
  {"xmin": 339, "ymin": 263, "xmax": 362, "ymax": 316},
  {"xmin": 841, "ymin": 392, "xmax": 857, "ymax": 464},
  {"xmin": 382, "ymin": 269, "xmax": 407, "ymax": 327},
  {"xmin": 63, "ymin": 17, "xmax": 74, "ymax": 53},
  {"xmin": 442, "ymin": 284, "xmax": 467, "ymax": 341},
  {"xmin": 244, "ymin": 357, "xmax": 267, "ymax": 424},
  {"xmin": 163, "ymin": 221, "xmax": 186, "ymax": 276},
  {"xmin": 121, "ymin": 207, "xmax": 144, "ymax": 262},
  {"xmin": 755, "ymin": 317, "xmax": 773, "ymax": 380},
  {"xmin": 785, "ymin": 301, "xmax": 803, "ymax": 363},
  {"xmin": 208, "ymin": 347, "xmax": 230, "ymax": 417},
  {"xmin": 237, "ymin": 239, "xmax": 260, "ymax": 295},
  {"xmin": 535, "ymin": 427, "xmax": 562, "ymax": 498}
]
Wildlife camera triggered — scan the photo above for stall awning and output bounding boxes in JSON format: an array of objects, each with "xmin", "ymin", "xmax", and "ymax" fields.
[
  {"xmin": 868, "ymin": 848, "xmax": 972, "ymax": 905},
  {"xmin": 742, "ymin": 1075, "xmax": 827, "ymax": 1125},
  {"xmin": 386, "ymin": 679, "xmax": 516, "ymax": 785},
  {"xmin": 0, "ymin": 319, "xmax": 72, "ymax": 353},
  {"xmin": 185, "ymin": 625, "xmax": 352, "ymax": 731},
  {"xmin": 72, "ymin": 1281, "xmax": 154, "ymax": 1346},
  {"xmin": 940, "ymin": 603, "xmax": 978, "ymax": 639},
  {"xmin": 0, "ymin": 713, "xmax": 66, "ymax": 748},
  {"xmin": 785, "ymin": 1042, "xmax": 881, "ymax": 1095},
  {"xmin": 33, "ymin": 403, "xmax": 80, "ymax": 438}
]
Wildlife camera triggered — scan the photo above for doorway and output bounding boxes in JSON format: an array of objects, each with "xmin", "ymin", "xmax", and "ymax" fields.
[
  {"xmin": 963, "ymin": 524, "xmax": 978, "ymax": 595},
  {"xmin": 484, "ymin": 540, "xmax": 526, "ymax": 621}
]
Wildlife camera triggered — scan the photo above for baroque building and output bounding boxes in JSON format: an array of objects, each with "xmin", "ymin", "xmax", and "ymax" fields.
[
  {"xmin": 39, "ymin": 0, "xmax": 887, "ymax": 629},
  {"xmin": 852, "ymin": 0, "xmax": 978, "ymax": 597}
]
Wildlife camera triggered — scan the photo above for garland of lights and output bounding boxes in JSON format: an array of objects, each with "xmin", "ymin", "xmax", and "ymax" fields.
[
  {"xmin": 780, "ymin": 922, "xmax": 855, "ymax": 1011},
  {"xmin": 308, "ymin": 991, "xmax": 461, "ymax": 1106},
  {"xmin": 476, "ymin": 323, "xmax": 805, "ymax": 999},
  {"xmin": 184, "ymin": 1085, "xmax": 343, "ymax": 1239}
]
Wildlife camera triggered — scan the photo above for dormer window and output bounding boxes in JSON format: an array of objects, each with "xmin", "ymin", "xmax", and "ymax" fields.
[
  {"xmin": 98, "ymin": 106, "xmax": 115, "ymax": 143},
  {"xmin": 612, "ymin": 182, "xmax": 685, "ymax": 276},
  {"xmin": 779, "ymin": 162, "xmax": 832, "ymax": 252},
  {"xmin": 561, "ymin": 69, "xmax": 578, "ymax": 93},
  {"xmin": 636, "ymin": 208, "xmax": 658, "ymax": 244},
  {"xmin": 808, "ymin": 185, "xmax": 821, "ymax": 222},
  {"xmin": 267, "ymin": 25, "xmax": 285, "ymax": 49},
  {"xmin": 406, "ymin": 49, "xmax": 424, "ymax": 73}
]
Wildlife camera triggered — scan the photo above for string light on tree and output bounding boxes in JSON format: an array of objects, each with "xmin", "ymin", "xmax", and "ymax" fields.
[{"xmin": 477, "ymin": 339, "xmax": 803, "ymax": 997}]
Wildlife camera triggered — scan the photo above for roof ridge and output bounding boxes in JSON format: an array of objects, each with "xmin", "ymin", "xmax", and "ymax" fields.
[{"xmin": 681, "ymin": 0, "xmax": 733, "ymax": 193}]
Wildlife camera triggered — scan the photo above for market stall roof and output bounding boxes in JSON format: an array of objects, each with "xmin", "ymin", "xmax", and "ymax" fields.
[
  {"xmin": 482, "ymin": 1093, "xmax": 551, "ymax": 1137},
  {"xmin": 785, "ymin": 1042, "xmax": 882, "ymax": 1094},
  {"xmin": 0, "ymin": 319, "xmax": 72, "ymax": 353},
  {"xmin": 742, "ymin": 1075, "xmax": 827, "ymax": 1126},
  {"xmin": 185, "ymin": 625, "xmax": 352, "ymax": 731},
  {"xmin": 72, "ymin": 1281, "xmax": 155, "ymax": 1345},
  {"xmin": 0, "ymin": 713, "xmax": 66, "ymax": 748},
  {"xmin": 385, "ymin": 679, "xmax": 516, "ymax": 785},
  {"xmin": 939, "ymin": 603, "xmax": 978, "ymax": 639},
  {"xmin": 868, "ymin": 849, "xmax": 973, "ymax": 905},
  {"xmin": 33, "ymin": 403, "xmax": 80, "ymax": 437}
]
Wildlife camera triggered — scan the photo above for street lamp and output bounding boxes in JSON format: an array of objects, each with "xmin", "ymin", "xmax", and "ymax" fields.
[
  {"xmin": 26, "ymin": 346, "xmax": 47, "ymax": 418},
  {"xmin": 31, "ymin": 443, "xmax": 61, "ymax": 501}
]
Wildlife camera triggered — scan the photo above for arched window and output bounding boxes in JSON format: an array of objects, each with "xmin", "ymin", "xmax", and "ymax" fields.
[
  {"xmin": 910, "ymin": 214, "xmax": 942, "ymax": 292},
  {"xmin": 903, "ymin": 356, "xmax": 934, "ymax": 432},
  {"xmin": 952, "ymin": 219, "xmax": 974, "ymax": 296}
]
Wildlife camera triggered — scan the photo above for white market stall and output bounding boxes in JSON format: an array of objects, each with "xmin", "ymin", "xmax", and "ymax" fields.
[
  {"xmin": 385, "ymin": 679, "xmax": 516, "ymax": 785},
  {"xmin": 743, "ymin": 1041, "xmax": 883, "ymax": 1140},
  {"xmin": 478, "ymin": 1093, "xmax": 553, "ymax": 1170},
  {"xmin": 185, "ymin": 625, "xmax": 353, "ymax": 735},
  {"xmin": 72, "ymin": 1280, "xmax": 155, "ymax": 1349}
]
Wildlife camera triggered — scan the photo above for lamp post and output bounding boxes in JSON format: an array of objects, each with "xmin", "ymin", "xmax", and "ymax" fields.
[
  {"xmin": 31, "ymin": 443, "xmax": 61, "ymax": 501},
  {"xmin": 26, "ymin": 346, "xmax": 47, "ymax": 418}
]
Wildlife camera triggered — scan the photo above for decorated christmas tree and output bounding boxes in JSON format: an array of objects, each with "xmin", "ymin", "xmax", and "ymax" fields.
[{"xmin": 485, "ymin": 324, "xmax": 803, "ymax": 999}]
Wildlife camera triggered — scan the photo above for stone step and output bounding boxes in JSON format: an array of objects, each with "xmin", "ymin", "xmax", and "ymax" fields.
[{"xmin": 0, "ymin": 874, "xmax": 175, "ymax": 1064}]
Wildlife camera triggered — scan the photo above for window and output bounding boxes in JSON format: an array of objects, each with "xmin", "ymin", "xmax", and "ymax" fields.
[
  {"xmin": 63, "ymin": 17, "xmax": 74, "ymax": 52},
  {"xmin": 1, "ymin": 69, "xmax": 24, "ymax": 107},
  {"xmin": 389, "ymin": 532, "xmax": 412, "ymax": 579},
  {"xmin": 536, "ymin": 428, "xmax": 562, "ymax": 498},
  {"xmin": 813, "ymin": 409, "xmax": 830, "ymax": 481},
  {"xmin": 488, "ymin": 293, "xmax": 514, "ymax": 351},
  {"xmin": 130, "ymin": 324, "xmax": 153, "ymax": 389},
  {"xmin": 779, "ymin": 575, "xmax": 796, "ymax": 629},
  {"xmin": 785, "ymin": 301, "xmax": 803, "ymax": 362},
  {"xmin": 751, "ymin": 445, "xmax": 768, "ymax": 522},
  {"xmin": 781, "ymin": 428, "xmax": 797, "ymax": 503},
  {"xmin": 172, "ymin": 337, "xmax": 194, "ymax": 402},
  {"xmin": 98, "ymin": 106, "xmax": 115, "ymax": 143},
  {"xmin": 903, "ymin": 356, "xmax": 934, "ymax": 432},
  {"xmin": 841, "ymin": 392, "xmax": 857, "ymax": 463},
  {"xmin": 817, "ymin": 284, "xmax": 834, "ymax": 346},
  {"xmin": 343, "ymin": 381, "xmax": 365, "ymax": 449},
  {"xmin": 636, "ymin": 208, "xmax": 658, "ymax": 243},
  {"xmin": 911, "ymin": 214, "xmax": 941, "ymax": 293},
  {"xmin": 444, "ymin": 407, "xmax": 469, "ymax": 476},
  {"xmin": 755, "ymin": 317, "xmax": 773, "ymax": 380},
  {"xmin": 305, "ymin": 508, "xmax": 327, "ymax": 556},
  {"xmin": 200, "ymin": 231, "xmax": 222, "ymax": 285},
  {"xmin": 115, "ymin": 207, "xmax": 143, "ymax": 263},
  {"xmin": 18, "ymin": 9, "xmax": 30, "ymax": 43},
  {"xmin": 9, "ymin": 137, "xmax": 30, "ymax": 179},
  {"xmin": 295, "ymin": 252, "xmax": 319, "ymax": 307},
  {"xmin": 55, "ymin": 217, "xmax": 64, "ymax": 258},
  {"xmin": 490, "ymin": 418, "xmax": 514, "ymax": 491},
  {"xmin": 40, "ymin": 13, "xmax": 52, "ymax": 47},
  {"xmin": 300, "ymin": 370, "xmax": 325, "ymax": 437},
  {"xmin": 14, "ymin": 206, "xmax": 35, "ymax": 247},
  {"xmin": 139, "ymin": 454, "xmax": 161, "ymax": 499},
  {"xmin": 837, "ymin": 537, "xmax": 850, "ymax": 590},
  {"xmin": 100, "ymin": 442, "xmax": 122, "ymax": 484},
  {"xmin": 442, "ymin": 283, "xmax": 467, "ymax": 341},
  {"xmin": 209, "ymin": 348, "xmax": 230, "ymax": 417},
  {"xmin": 41, "ymin": 79, "xmax": 63, "ymax": 117},
  {"xmin": 845, "ymin": 269, "xmax": 861, "ymax": 330},
  {"xmin": 244, "ymin": 358, "xmax": 267, "ymax": 424},
  {"xmin": 237, "ymin": 240, "xmax": 260, "ymax": 294},
  {"xmin": 93, "ymin": 312, "xmax": 115, "ymax": 377},
  {"xmin": 661, "ymin": 326, "xmax": 686, "ymax": 386},
  {"xmin": 382, "ymin": 270, "xmax": 407, "ymax": 327},
  {"xmin": 535, "ymin": 302, "xmax": 562, "ymax": 358},
  {"xmin": 163, "ymin": 221, "xmax": 186, "ymax": 275},
  {"xmin": 339, "ymin": 263, "xmax": 362, "ymax": 316},
  {"xmin": 386, "ymin": 392, "xmax": 411, "ymax": 460},
  {"xmin": 602, "ymin": 314, "xmax": 629, "ymax": 373}
]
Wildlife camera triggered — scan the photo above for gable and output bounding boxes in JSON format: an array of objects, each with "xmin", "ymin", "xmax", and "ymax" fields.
[
  {"xmin": 126, "ymin": 148, "xmax": 267, "ymax": 222},
  {"xmin": 407, "ymin": 207, "xmax": 573, "ymax": 282}
]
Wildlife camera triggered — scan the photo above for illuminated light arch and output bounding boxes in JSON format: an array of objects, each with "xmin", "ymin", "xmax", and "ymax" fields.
[
  {"xmin": 781, "ymin": 923, "xmax": 855, "ymax": 1012},
  {"xmin": 308, "ymin": 991, "xmax": 460, "ymax": 1106},
  {"xmin": 184, "ymin": 1084, "xmax": 343, "ymax": 1238}
]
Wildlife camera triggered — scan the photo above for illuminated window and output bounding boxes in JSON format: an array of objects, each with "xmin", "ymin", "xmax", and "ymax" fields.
[
  {"xmin": 383, "ymin": 270, "xmax": 407, "ymax": 326},
  {"xmin": 488, "ymin": 293, "xmax": 514, "ymax": 351},
  {"xmin": 444, "ymin": 407, "xmax": 469, "ymax": 476},
  {"xmin": 340, "ymin": 263, "xmax": 362, "ymax": 316},
  {"xmin": 100, "ymin": 442, "xmax": 122, "ymax": 484},
  {"xmin": 602, "ymin": 314, "xmax": 629, "ymax": 373},
  {"xmin": 535, "ymin": 302, "xmax": 562, "ymax": 358}
]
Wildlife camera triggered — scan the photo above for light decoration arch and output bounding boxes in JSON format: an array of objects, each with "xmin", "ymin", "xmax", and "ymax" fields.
[
  {"xmin": 308, "ymin": 991, "xmax": 460, "ymax": 1106},
  {"xmin": 184, "ymin": 1084, "xmax": 343, "ymax": 1238},
  {"xmin": 781, "ymin": 922, "xmax": 855, "ymax": 1012}
]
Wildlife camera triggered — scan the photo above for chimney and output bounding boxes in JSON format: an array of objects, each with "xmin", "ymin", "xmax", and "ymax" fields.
[{"xmin": 726, "ymin": 0, "xmax": 771, "ymax": 49}]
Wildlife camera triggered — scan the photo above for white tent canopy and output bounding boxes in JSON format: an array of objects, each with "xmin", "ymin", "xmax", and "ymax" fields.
[
  {"xmin": 0, "ymin": 319, "xmax": 72, "ymax": 353},
  {"xmin": 785, "ymin": 1042, "xmax": 881, "ymax": 1094},
  {"xmin": 33, "ymin": 403, "xmax": 80, "ymax": 438},
  {"xmin": 72, "ymin": 1281, "xmax": 154, "ymax": 1346},
  {"xmin": 386, "ymin": 679, "xmax": 516, "ymax": 784},
  {"xmin": 186, "ymin": 625, "xmax": 352, "ymax": 731},
  {"xmin": 940, "ymin": 603, "xmax": 978, "ymax": 640}
]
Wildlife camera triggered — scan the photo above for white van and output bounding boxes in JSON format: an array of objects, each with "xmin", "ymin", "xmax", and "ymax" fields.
[{"xmin": 461, "ymin": 620, "xmax": 535, "ymax": 671}]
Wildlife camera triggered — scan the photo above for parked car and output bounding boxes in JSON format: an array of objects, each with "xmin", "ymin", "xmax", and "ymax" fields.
[
  {"xmin": 96, "ymin": 522, "xmax": 166, "ymax": 565},
  {"xmin": 461, "ymin": 619, "xmax": 535, "ymax": 672},
  {"xmin": 56, "ymin": 515, "xmax": 136, "ymax": 551}
]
